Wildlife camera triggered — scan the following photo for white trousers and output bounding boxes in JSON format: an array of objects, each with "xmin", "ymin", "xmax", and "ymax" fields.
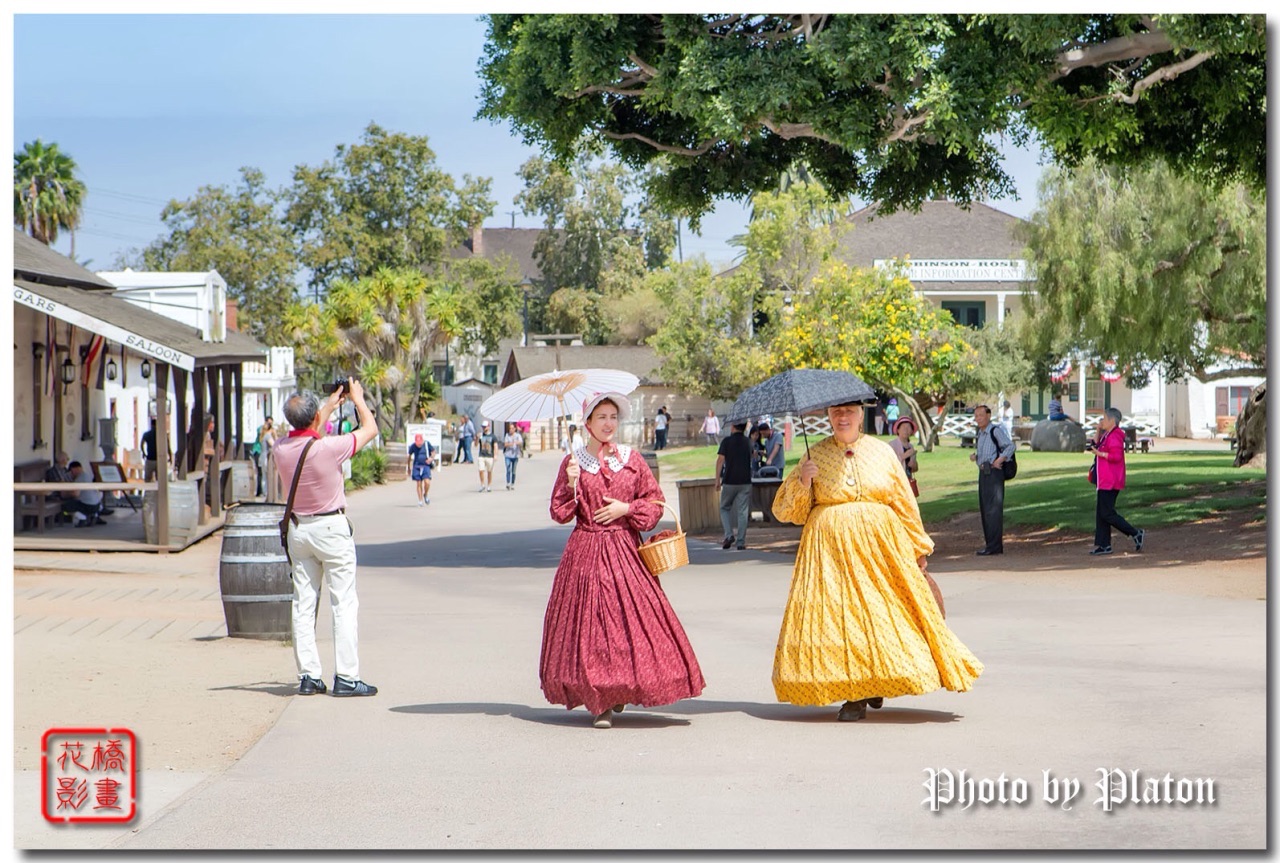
[{"xmin": 287, "ymin": 514, "xmax": 360, "ymax": 682}]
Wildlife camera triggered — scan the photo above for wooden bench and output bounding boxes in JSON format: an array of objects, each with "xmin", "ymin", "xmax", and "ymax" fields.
[
  {"xmin": 1227, "ymin": 437, "xmax": 1238, "ymax": 451},
  {"xmin": 14, "ymin": 461, "xmax": 63, "ymax": 533}
]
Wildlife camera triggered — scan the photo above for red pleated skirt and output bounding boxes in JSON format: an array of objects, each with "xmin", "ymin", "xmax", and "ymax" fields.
[{"xmin": 540, "ymin": 524, "xmax": 705, "ymax": 715}]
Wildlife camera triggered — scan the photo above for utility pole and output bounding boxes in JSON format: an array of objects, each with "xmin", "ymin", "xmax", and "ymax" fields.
[{"xmin": 506, "ymin": 210, "xmax": 517, "ymax": 229}]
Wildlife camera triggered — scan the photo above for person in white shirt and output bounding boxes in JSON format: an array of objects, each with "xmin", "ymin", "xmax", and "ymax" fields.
[
  {"xmin": 699, "ymin": 408, "xmax": 721, "ymax": 446},
  {"xmin": 654, "ymin": 407, "xmax": 669, "ymax": 450},
  {"xmin": 1001, "ymin": 400, "xmax": 1015, "ymax": 437},
  {"xmin": 65, "ymin": 461, "xmax": 105, "ymax": 527}
]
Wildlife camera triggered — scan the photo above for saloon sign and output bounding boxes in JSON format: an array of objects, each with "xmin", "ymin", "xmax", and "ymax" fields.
[
  {"xmin": 874, "ymin": 259, "xmax": 1031, "ymax": 282},
  {"xmin": 13, "ymin": 285, "xmax": 196, "ymax": 370}
]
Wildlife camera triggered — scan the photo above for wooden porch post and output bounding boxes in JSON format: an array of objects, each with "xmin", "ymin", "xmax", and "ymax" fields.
[
  {"xmin": 173, "ymin": 369, "xmax": 189, "ymax": 480},
  {"xmin": 232, "ymin": 364, "xmax": 244, "ymax": 460},
  {"xmin": 221, "ymin": 364, "xmax": 233, "ymax": 458},
  {"xmin": 155, "ymin": 362, "xmax": 171, "ymax": 550},
  {"xmin": 207, "ymin": 367, "xmax": 221, "ymax": 517}
]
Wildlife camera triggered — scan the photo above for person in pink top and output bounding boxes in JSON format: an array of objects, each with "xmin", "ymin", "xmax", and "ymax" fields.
[
  {"xmin": 274, "ymin": 379, "xmax": 380, "ymax": 697},
  {"xmin": 1086, "ymin": 406, "xmax": 1145, "ymax": 556}
]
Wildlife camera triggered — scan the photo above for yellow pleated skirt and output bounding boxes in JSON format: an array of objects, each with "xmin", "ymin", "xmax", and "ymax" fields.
[{"xmin": 772, "ymin": 500, "xmax": 983, "ymax": 705}]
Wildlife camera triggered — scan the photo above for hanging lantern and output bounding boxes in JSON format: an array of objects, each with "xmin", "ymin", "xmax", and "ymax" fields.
[
  {"xmin": 106, "ymin": 357, "xmax": 118, "ymax": 381},
  {"xmin": 1099, "ymin": 359, "xmax": 1123, "ymax": 383},
  {"xmin": 59, "ymin": 357, "xmax": 77, "ymax": 387},
  {"xmin": 140, "ymin": 358, "xmax": 152, "ymax": 379},
  {"xmin": 1049, "ymin": 358, "xmax": 1073, "ymax": 383}
]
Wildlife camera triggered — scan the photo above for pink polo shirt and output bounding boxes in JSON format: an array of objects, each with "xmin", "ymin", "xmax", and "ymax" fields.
[{"xmin": 273, "ymin": 432, "xmax": 358, "ymax": 515}]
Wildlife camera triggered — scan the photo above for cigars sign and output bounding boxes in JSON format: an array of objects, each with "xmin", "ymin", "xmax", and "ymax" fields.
[
  {"xmin": 14, "ymin": 285, "xmax": 196, "ymax": 370},
  {"xmin": 874, "ymin": 259, "xmax": 1032, "ymax": 282}
]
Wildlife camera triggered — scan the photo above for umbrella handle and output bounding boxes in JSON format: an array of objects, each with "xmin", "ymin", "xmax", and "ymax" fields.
[{"xmin": 560, "ymin": 396, "xmax": 579, "ymax": 502}]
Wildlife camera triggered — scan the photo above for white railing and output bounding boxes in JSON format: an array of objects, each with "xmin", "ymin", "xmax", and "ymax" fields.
[{"xmin": 939, "ymin": 415, "xmax": 976, "ymax": 437}]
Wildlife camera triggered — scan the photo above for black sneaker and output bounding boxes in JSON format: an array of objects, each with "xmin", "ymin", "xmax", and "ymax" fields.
[
  {"xmin": 332, "ymin": 677, "xmax": 378, "ymax": 697},
  {"xmin": 298, "ymin": 675, "xmax": 327, "ymax": 696},
  {"xmin": 1133, "ymin": 529, "xmax": 1145, "ymax": 552},
  {"xmin": 1089, "ymin": 546, "xmax": 1113, "ymax": 556},
  {"xmin": 736, "ymin": 544, "xmax": 746, "ymax": 550},
  {"xmin": 721, "ymin": 536, "xmax": 734, "ymax": 549}
]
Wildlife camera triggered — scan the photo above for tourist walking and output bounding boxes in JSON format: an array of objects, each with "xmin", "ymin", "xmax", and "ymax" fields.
[
  {"xmin": 503, "ymin": 422, "xmax": 523, "ymax": 489},
  {"xmin": 1088, "ymin": 407, "xmax": 1145, "ymax": 556},
  {"xmin": 458, "ymin": 415, "xmax": 476, "ymax": 464},
  {"xmin": 654, "ymin": 406, "xmax": 669, "ymax": 450},
  {"xmin": 700, "ymin": 408, "xmax": 721, "ymax": 446},
  {"xmin": 715, "ymin": 419, "xmax": 753, "ymax": 550},
  {"xmin": 970, "ymin": 404, "xmax": 1016, "ymax": 556},
  {"xmin": 475, "ymin": 420, "xmax": 499, "ymax": 492},
  {"xmin": 274, "ymin": 379, "xmax": 380, "ymax": 697},
  {"xmin": 407, "ymin": 432, "xmax": 435, "ymax": 505},
  {"xmin": 888, "ymin": 416, "xmax": 921, "ymax": 497},
  {"xmin": 252, "ymin": 417, "xmax": 275, "ymax": 496},
  {"xmin": 542, "ymin": 392, "xmax": 705, "ymax": 729},
  {"xmin": 771, "ymin": 401, "xmax": 982, "ymax": 721}
]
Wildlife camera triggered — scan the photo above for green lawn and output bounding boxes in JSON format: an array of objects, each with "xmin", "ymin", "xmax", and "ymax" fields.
[{"xmin": 657, "ymin": 437, "xmax": 1265, "ymax": 534}]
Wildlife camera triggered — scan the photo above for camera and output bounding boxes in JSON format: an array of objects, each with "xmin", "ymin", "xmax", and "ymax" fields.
[{"xmin": 326, "ymin": 379, "xmax": 350, "ymax": 396}]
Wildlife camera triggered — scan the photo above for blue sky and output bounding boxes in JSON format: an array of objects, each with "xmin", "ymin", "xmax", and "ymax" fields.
[{"xmin": 13, "ymin": 13, "xmax": 1050, "ymax": 273}]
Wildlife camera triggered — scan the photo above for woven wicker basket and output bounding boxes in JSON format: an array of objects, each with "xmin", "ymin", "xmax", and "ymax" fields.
[{"xmin": 638, "ymin": 501, "xmax": 689, "ymax": 576}]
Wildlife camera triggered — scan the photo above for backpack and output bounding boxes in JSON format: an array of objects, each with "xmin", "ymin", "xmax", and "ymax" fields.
[{"xmin": 994, "ymin": 426, "xmax": 1018, "ymax": 480}]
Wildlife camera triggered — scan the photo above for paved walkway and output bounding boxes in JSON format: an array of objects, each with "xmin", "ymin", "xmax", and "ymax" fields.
[{"xmin": 13, "ymin": 450, "xmax": 1266, "ymax": 850}]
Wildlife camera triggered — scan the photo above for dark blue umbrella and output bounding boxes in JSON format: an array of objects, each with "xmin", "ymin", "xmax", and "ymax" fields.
[{"xmin": 727, "ymin": 369, "xmax": 878, "ymax": 454}]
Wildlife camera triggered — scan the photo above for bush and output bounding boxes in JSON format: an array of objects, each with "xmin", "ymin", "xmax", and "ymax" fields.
[{"xmin": 346, "ymin": 447, "xmax": 386, "ymax": 491}]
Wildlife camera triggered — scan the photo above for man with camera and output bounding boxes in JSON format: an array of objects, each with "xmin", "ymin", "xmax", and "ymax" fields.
[{"xmin": 274, "ymin": 378, "xmax": 380, "ymax": 697}]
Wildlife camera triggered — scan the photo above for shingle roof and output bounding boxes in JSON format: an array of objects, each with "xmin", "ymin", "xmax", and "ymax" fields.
[
  {"xmin": 505, "ymin": 345, "xmax": 663, "ymax": 385},
  {"xmin": 13, "ymin": 230, "xmax": 268, "ymax": 369},
  {"xmin": 13, "ymin": 228, "xmax": 117, "ymax": 290},
  {"xmin": 836, "ymin": 200, "xmax": 1027, "ymax": 266},
  {"xmin": 715, "ymin": 199, "xmax": 1029, "ymax": 278},
  {"xmin": 448, "ymin": 227, "xmax": 545, "ymax": 283}
]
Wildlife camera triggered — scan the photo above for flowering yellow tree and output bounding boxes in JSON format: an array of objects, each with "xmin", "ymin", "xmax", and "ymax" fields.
[{"xmin": 775, "ymin": 260, "xmax": 975, "ymax": 449}]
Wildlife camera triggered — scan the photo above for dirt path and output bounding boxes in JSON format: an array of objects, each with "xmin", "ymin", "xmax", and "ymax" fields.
[{"xmin": 692, "ymin": 504, "xmax": 1266, "ymax": 600}]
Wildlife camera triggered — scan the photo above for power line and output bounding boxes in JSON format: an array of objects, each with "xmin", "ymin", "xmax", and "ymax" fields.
[
  {"xmin": 88, "ymin": 187, "xmax": 170, "ymax": 207},
  {"xmin": 82, "ymin": 207, "xmax": 164, "ymax": 226},
  {"xmin": 75, "ymin": 227, "xmax": 156, "ymax": 243}
]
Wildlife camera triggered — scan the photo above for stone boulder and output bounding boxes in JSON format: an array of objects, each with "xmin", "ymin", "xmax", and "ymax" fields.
[{"xmin": 1031, "ymin": 419, "xmax": 1088, "ymax": 452}]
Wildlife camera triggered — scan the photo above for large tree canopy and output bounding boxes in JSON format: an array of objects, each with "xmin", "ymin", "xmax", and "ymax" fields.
[
  {"xmin": 1017, "ymin": 158, "xmax": 1265, "ymax": 387},
  {"xmin": 479, "ymin": 14, "xmax": 1264, "ymax": 221},
  {"xmin": 120, "ymin": 167, "xmax": 299, "ymax": 345},
  {"xmin": 14, "ymin": 139, "xmax": 86, "ymax": 257},
  {"xmin": 286, "ymin": 122, "xmax": 495, "ymax": 295}
]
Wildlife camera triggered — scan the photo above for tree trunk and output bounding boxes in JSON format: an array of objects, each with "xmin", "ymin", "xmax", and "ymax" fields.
[
  {"xmin": 1234, "ymin": 381, "xmax": 1266, "ymax": 469},
  {"xmin": 895, "ymin": 389, "xmax": 947, "ymax": 452}
]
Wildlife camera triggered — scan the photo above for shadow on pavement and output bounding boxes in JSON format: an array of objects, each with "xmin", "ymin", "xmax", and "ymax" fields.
[
  {"xmin": 388, "ymin": 702, "xmax": 690, "ymax": 728},
  {"xmin": 388, "ymin": 699, "xmax": 958, "ymax": 725},
  {"xmin": 208, "ymin": 681, "xmax": 297, "ymax": 698},
  {"xmin": 660, "ymin": 698, "xmax": 961, "ymax": 724}
]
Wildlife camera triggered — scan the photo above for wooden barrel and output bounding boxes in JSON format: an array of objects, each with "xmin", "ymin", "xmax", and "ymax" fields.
[
  {"xmin": 219, "ymin": 503, "xmax": 293, "ymax": 640},
  {"xmin": 384, "ymin": 442, "xmax": 408, "ymax": 481},
  {"xmin": 143, "ymin": 480, "xmax": 200, "ymax": 547},
  {"xmin": 641, "ymin": 450, "xmax": 660, "ymax": 483}
]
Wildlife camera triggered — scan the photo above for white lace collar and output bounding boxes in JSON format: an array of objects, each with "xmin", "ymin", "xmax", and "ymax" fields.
[{"xmin": 574, "ymin": 444, "xmax": 632, "ymax": 475}]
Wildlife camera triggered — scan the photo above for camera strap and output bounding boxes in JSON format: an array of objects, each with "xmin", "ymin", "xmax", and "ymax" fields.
[{"xmin": 279, "ymin": 437, "xmax": 318, "ymax": 564}]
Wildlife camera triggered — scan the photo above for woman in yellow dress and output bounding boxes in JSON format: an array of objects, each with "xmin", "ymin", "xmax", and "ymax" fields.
[{"xmin": 771, "ymin": 402, "xmax": 983, "ymax": 721}]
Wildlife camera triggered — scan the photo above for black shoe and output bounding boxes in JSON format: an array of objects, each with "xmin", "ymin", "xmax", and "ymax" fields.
[
  {"xmin": 867, "ymin": 697, "xmax": 884, "ymax": 709},
  {"xmin": 976, "ymin": 548, "xmax": 1002, "ymax": 556},
  {"xmin": 332, "ymin": 677, "xmax": 378, "ymax": 697},
  {"xmin": 298, "ymin": 675, "xmax": 327, "ymax": 696},
  {"xmin": 722, "ymin": 536, "xmax": 734, "ymax": 549},
  {"xmin": 1133, "ymin": 529, "xmax": 1145, "ymax": 552},
  {"xmin": 736, "ymin": 544, "xmax": 746, "ymax": 550},
  {"xmin": 92, "ymin": 517, "xmax": 108, "ymax": 526},
  {"xmin": 1089, "ymin": 546, "xmax": 1113, "ymax": 556},
  {"xmin": 837, "ymin": 700, "xmax": 868, "ymax": 722}
]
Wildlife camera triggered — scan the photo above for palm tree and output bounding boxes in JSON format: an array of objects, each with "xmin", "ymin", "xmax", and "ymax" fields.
[{"xmin": 14, "ymin": 139, "xmax": 87, "ymax": 256}]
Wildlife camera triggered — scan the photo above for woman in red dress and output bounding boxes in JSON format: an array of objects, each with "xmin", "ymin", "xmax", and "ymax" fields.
[{"xmin": 541, "ymin": 392, "xmax": 705, "ymax": 728}]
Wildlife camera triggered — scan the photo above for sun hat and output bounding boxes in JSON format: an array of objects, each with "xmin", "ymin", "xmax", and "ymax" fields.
[
  {"xmin": 582, "ymin": 391, "xmax": 631, "ymax": 422},
  {"xmin": 891, "ymin": 416, "xmax": 918, "ymax": 435}
]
